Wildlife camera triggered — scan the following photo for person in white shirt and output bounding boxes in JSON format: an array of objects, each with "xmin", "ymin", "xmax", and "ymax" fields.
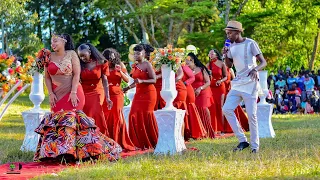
[{"xmin": 222, "ymin": 21, "xmax": 267, "ymax": 153}]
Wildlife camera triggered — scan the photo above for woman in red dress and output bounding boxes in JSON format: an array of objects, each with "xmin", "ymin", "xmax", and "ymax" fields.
[
  {"xmin": 123, "ymin": 44, "xmax": 158, "ymax": 149},
  {"xmin": 34, "ymin": 34, "xmax": 121, "ymax": 162},
  {"xmin": 102, "ymin": 48, "xmax": 136, "ymax": 151},
  {"xmin": 207, "ymin": 49, "xmax": 228, "ymax": 133},
  {"xmin": 77, "ymin": 43, "xmax": 111, "ymax": 136},
  {"xmin": 224, "ymin": 67, "xmax": 249, "ymax": 132},
  {"xmin": 154, "ymin": 70, "xmax": 166, "ymax": 110},
  {"xmin": 186, "ymin": 53, "xmax": 215, "ymax": 138},
  {"xmin": 182, "ymin": 65, "xmax": 207, "ymax": 139},
  {"xmin": 173, "ymin": 66, "xmax": 189, "ymax": 138}
]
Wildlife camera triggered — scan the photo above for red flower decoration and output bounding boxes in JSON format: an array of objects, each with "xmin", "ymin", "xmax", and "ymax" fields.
[
  {"xmin": 8, "ymin": 68, "xmax": 15, "ymax": 75},
  {"xmin": 0, "ymin": 53, "xmax": 8, "ymax": 59}
]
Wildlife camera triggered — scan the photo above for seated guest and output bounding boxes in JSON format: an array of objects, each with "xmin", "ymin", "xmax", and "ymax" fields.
[
  {"xmin": 279, "ymin": 101, "xmax": 289, "ymax": 114},
  {"xmin": 288, "ymin": 101, "xmax": 297, "ymax": 114}
]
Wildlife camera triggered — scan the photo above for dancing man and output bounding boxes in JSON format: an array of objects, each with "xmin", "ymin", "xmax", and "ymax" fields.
[{"xmin": 222, "ymin": 21, "xmax": 267, "ymax": 153}]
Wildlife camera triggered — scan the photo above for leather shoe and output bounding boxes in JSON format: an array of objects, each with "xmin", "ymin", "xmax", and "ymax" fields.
[{"xmin": 233, "ymin": 142, "xmax": 250, "ymax": 152}]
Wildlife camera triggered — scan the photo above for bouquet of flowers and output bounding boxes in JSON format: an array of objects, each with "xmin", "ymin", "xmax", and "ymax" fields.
[
  {"xmin": 0, "ymin": 53, "xmax": 30, "ymax": 95},
  {"xmin": 26, "ymin": 48, "xmax": 51, "ymax": 76},
  {"xmin": 153, "ymin": 44, "xmax": 185, "ymax": 72}
]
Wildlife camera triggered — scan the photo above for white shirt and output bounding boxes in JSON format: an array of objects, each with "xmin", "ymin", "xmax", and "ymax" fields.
[{"xmin": 227, "ymin": 38, "xmax": 262, "ymax": 95}]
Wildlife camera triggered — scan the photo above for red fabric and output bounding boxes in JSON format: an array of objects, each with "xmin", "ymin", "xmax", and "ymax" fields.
[
  {"xmin": 129, "ymin": 66, "xmax": 158, "ymax": 149},
  {"xmin": 181, "ymin": 68, "xmax": 207, "ymax": 139},
  {"xmin": 103, "ymin": 69, "xmax": 136, "ymax": 151},
  {"xmin": 182, "ymin": 65, "xmax": 195, "ymax": 86},
  {"xmin": 209, "ymin": 61, "xmax": 226, "ymax": 132},
  {"xmin": 80, "ymin": 63, "xmax": 109, "ymax": 136},
  {"xmin": 154, "ymin": 71, "xmax": 166, "ymax": 110},
  {"xmin": 48, "ymin": 62, "xmax": 85, "ymax": 112},
  {"xmin": 173, "ymin": 80, "xmax": 189, "ymax": 138},
  {"xmin": 192, "ymin": 72, "xmax": 214, "ymax": 108},
  {"xmin": 197, "ymin": 107, "xmax": 215, "ymax": 138}
]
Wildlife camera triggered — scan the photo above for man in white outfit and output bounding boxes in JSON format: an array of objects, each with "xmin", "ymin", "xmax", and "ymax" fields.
[{"xmin": 222, "ymin": 21, "xmax": 267, "ymax": 153}]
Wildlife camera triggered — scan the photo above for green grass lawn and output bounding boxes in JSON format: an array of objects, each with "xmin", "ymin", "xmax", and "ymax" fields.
[{"xmin": 1, "ymin": 95, "xmax": 320, "ymax": 179}]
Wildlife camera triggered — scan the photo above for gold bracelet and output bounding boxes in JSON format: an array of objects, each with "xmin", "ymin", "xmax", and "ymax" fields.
[{"xmin": 49, "ymin": 92, "xmax": 54, "ymax": 96}]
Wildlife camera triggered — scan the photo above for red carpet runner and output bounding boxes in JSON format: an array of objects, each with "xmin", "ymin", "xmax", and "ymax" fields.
[{"xmin": 0, "ymin": 133, "xmax": 233, "ymax": 180}]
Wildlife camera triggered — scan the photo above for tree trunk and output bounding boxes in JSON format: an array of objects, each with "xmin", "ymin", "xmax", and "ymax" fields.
[
  {"xmin": 168, "ymin": 9, "xmax": 174, "ymax": 44},
  {"xmin": 309, "ymin": 18, "xmax": 320, "ymax": 70},
  {"xmin": 233, "ymin": 0, "xmax": 249, "ymax": 19},
  {"xmin": 225, "ymin": 0, "xmax": 231, "ymax": 24},
  {"xmin": 1, "ymin": 18, "xmax": 4, "ymax": 53},
  {"xmin": 36, "ymin": 1, "xmax": 42, "ymax": 41}
]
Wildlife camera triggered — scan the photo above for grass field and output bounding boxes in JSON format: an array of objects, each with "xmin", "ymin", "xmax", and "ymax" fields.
[{"xmin": 0, "ymin": 95, "xmax": 319, "ymax": 179}]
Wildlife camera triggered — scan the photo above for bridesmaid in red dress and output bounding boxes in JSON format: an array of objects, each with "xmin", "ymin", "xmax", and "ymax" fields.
[
  {"xmin": 173, "ymin": 66, "xmax": 189, "ymax": 138},
  {"xmin": 224, "ymin": 67, "xmax": 249, "ymax": 132},
  {"xmin": 102, "ymin": 48, "xmax": 136, "ymax": 151},
  {"xmin": 123, "ymin": 44, "xmax": 158, "ymax": 149},
  {"xmin": 154, "ymin": 70, "xmax": 166, "ymax": 110},
  {"xmin": 186, "ymin": 53, "xmax": 215, "ymax": 138},
  {"xmin": 34, "ymin": 34, "xmax": 122, "ymax": 162},
  {"xmin": 77, "ymin": 43, "xmax": 112, "ymax": 136},
  {"xmin": 182, "ymin": 65, "xmax": 207, "ymax": 139},
  {"xmin": 207, "ymin": 49, "xmax": 228, "ymax": 133}
]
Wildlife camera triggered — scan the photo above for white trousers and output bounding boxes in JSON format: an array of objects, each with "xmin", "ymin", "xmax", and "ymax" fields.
[{"xmin": 222, "ymin": 90, "xmax": 259, "ymax": 149}]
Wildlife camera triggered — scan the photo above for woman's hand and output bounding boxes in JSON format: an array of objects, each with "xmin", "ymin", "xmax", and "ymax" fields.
[
  {"xmin": 49, "ymin": 93, "xmax": 57, "ymax": 108},
  {"xmin": 216, "ymin": 80, "xmax": 222, "ymax": 86},
  {"xmin": 248, "ymin": 69, "xmax": 258, "ymax": 81},
  {"xmin": 106, "ymin": 98, "xmax": 113, "ymax": 110},
  {"xmin": 195, "ymin": 87, "xmax": 202, "ymax": 97},
  {"xmin": 68, "ymin": 92, "xmax": 80, "ymax": 107},
  {"xmin": 115, "ymin": 64, "xmax": 121, "ymax": 71},
  {"xmin": 134, "ymin": 78, "xmax": 143, "ymax": 84}
]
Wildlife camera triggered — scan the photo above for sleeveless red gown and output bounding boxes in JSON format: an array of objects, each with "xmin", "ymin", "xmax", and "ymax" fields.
[
  {"xmin": 128, "ymin": 65, "xmax": 158, "ymax": 149},
  {"xmin": 173, "ymin": 79, "xmax": 189, "ymax": 138},
  {"xmin": 224, "ymin": 68, "xmax": 249, "ymax": 132},
  {"xmin": 154, "ymin": 71, "xmax": 166, "ymax": 110},
  {"xmin": 208, "ymin": 60, "xmax": 226, "ymax": 132},
  {"xmin": 103, "ymin": 68, "xmax": 136, "ymax": 151},
  {"xmin": 191, "ymin": 70, "xmax": 215, "ymax": 138},
  {"xmin": 182, "ymin": 65, "xmax": 207, "ymax": 139},
  {"xmin": 80, "ymin": 62, "xmax": 109, "ymax": 136}
]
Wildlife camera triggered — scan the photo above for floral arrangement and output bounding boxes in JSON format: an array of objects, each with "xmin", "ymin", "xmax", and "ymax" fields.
[
  {"xmin": 25, "ymin": 48, "xmax": 51, "ymax": 76},
  {"xmin": 152, "ymin": 44, "xmax": 185, "ymax": 72},
  {"xmin": 0, "ymin": 53, "xmax": 30, "ymax": 95}
]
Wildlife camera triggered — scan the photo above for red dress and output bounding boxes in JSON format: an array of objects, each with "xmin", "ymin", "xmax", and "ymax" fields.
[
  {"xmin": 80, "ymin": 62, "xmax": 109, "ymax": 136},
  {"xmin": 191, "ymin": 70, "xmax": 215, "ymax": 138},
  {"xmin": 208, "ymin": 60, "xmax": 226, "ymax": 132},
  {"xmin": 34, "ymin": 51, "xmax": 122, "ymax": 162},
  {"xmin": 154, "ymin": 71, "xmax": 166, "ymax": 110},
  {"xmin": 129, "ymin": 65, "xmax": 158, "ymax": 149},
  {"xmin": 103, "ymin": 68, "xmax": 136, "ymax": 151},
  {"xmin": 224, "ymin": 68, "xmax": 249, "ymax": 132},
  {"xmin": 173, "ymin": 79, "xmax": 189, "ymax": 138},
  {"xmin": 182, "ymin": 65, "xmax": 206, "ymax": 139}
]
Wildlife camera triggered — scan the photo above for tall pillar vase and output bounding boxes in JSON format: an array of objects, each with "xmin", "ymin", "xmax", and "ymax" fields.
[
  {"xmin": 29, "ymin": 71, "xmax": 45, "ymax": 111},
  {"xmin": 258, "ymin": 70, "xmax": 269, "ymax": 105},
  {"xmin": 160, "ymin": 64, "xmax": 177, "ymax": 110}
]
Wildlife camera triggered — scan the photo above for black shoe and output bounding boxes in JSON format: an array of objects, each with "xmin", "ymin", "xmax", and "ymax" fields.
[
  {"xmin": 251, "ymin": 149, "xmax": 258, "ymax": 153},
  {"xmin": 233, "ymin": 142, "xmax": 250, "ymax": 152}
]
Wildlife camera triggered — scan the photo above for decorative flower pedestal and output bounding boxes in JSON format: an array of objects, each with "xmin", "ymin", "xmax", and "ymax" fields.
[
  {"xmin": 257, "ymin": 71, "xmax": 275, "ymax": 138},
  {"xmin": 20, "ymin": 110, "xmax": 50, "ymax": 152},
  {"xmin": 154, "ymin": 109, "xmax": 186, "ymax": 155},
  {"xmin": 123, "ymin": 77, "xmax": 136, "ymax": 130},
  {"xmin": 154, "ymin": 64, "xmax": 186, "ymax": 155},
  {"xmin": 21, "ymin": 72, "xmax": 50, "ymax": 152}
]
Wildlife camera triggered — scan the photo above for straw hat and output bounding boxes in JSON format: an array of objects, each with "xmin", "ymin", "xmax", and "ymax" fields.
[{"xmin": 224, "ymin": 21, "xmax": 244, "ymax": 32}]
